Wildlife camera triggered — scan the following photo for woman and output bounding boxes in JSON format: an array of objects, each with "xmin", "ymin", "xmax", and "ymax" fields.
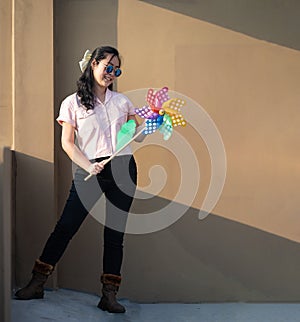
[{"xmin": 15, "ymin": 46, "xmax": 144, "ymax": 314}]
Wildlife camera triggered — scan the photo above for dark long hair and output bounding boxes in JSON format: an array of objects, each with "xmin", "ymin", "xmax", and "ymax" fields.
[{"xmin": 77, "ymin": 46, "xmax": 121, "ymax": 110}]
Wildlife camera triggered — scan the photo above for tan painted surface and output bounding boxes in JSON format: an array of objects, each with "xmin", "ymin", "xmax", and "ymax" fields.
[
  {"xmin": 0, "ymin": 0, "xmax": 13, "ymax": 320},
  {"xmin": 13, "ymin": 0, "xmax": 54, "ymax": 162},
  {"xmin": 118, "ymin": 0, "xmax": 300, "ymax": 243},
  {"xmin": 12, "ymin": 0, "xmax": 57, "ymax": 291},
  {"xmin": 53, "ymin": 0, "xmax": 120, "ymax": 292},
  {"xmin": 0, "ymin": 0, "xmax": 13, "ymax": 150}
]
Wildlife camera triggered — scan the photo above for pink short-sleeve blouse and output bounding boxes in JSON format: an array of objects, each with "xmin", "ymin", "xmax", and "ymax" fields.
[{"xmin": 56, "ymin": 89, "xmax": 136, "ymax": 160}]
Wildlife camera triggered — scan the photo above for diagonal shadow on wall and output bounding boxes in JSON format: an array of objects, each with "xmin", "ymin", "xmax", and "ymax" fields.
[
  {"xmin": 122, "ymin": 195, "xmax": 300, "ymax": 302},
  {"xmin": 12, "ymin": 154, "xmax": 300, "ymax": 302},
  {"xmin": 140, "ymin": 0, "xmax": 300, "ymax": 51}
]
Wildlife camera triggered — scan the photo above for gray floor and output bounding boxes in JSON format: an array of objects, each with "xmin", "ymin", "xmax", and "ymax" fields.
[{"xmin": 12, "ymin": 289, "xmax": 300, "ymax": 322}]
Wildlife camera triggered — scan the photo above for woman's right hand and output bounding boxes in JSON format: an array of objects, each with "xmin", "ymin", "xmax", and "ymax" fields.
[{"xmin": 87, "ymin": 161, "xmax": 105, "ymax": 175}]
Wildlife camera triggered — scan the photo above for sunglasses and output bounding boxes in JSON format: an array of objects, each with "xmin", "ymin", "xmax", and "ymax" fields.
[{"xmin": 103, "ymin": 64, "xmax": 122, "ymax": 77}]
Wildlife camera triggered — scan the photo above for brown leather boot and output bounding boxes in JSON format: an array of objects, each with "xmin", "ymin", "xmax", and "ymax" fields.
[
  {"xmin": 97, "ymin": 274, "xmax": 126, "ymax": 313},
  {"xmin": 15, "ymin": 259, "xmax": 54, "ymax": 300}
]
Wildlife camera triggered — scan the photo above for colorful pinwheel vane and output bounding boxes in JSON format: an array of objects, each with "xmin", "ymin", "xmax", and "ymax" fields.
[{"xmin": 135, "ymin": 87, "xmax": 187, "ymax": 140}]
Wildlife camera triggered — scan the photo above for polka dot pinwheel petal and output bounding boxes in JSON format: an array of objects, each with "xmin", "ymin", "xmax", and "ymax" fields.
[
  {"xmin": 171, "ymin": 114, "xmax": 187, "ymax": 127},
  {"xmin": 144, "ymin": 115, "xmax": 164, "ymax": 135},
  {"xmin": 135, "ymin": 105, "xmax": 159, "ymax": 120},
  {"xmin": 116, "ymin": 120, "xmax": 136, "ymax": 150},
  {"xmin": 162, "ymin": 98, "xmax": 185, "ymax": 115},
  {"xmin": 159, "ymin": 113, "xmax": 173, "ymax": 140},
  {"xmin": 147, "ymin": 87, "xmax": 169, "ymax": 112}
]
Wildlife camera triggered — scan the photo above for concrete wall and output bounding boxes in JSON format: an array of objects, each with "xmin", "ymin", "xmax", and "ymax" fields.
[
  {"xmin": 0, "ymin": 149, "xmax": 13, "ymax": 322},
  {"xmin": 118, "ymin": 0, "xmax": 300, "ymax": 242},
  {"xmin": 12, "ymin": 0, "xmax": 56, "ymax": 297},
  {"xmin": 53, "ymin": 0, "xmax": 300, "ymax": 302},
  {"xmin": 116, "ymin": 0, "xmax": 300, "ymax": 301},
  {"xmin": 1, "ymin": 1, "xmax": 300, "ymax": 317},
  {"xmin": 0, "ymin": 0, "xmax": 13, "ymax": 320},
  {"xmin": 53, "ymin": 0, "xmax": 119, "ymax": 293}
]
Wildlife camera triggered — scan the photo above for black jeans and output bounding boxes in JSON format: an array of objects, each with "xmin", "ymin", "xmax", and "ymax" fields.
[{"xmin": 39, "ymin": 155, "xmax": 137, "ymax": 276}]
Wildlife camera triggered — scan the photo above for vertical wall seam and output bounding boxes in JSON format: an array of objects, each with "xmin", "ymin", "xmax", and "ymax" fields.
[{"xmin": 11, "ymin": 0, "xmax": 15, "ymax": 151}]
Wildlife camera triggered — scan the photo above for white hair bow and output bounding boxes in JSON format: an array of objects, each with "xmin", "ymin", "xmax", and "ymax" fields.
[{"xmin": 79, "ymin": 49, "xmax": 92, "ymax": 72}]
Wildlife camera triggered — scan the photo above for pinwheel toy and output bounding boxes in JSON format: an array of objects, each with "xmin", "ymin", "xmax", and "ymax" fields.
[
  {"xmin": 84, "ymin": 87, "xmax": 186, "ymax": 181},
  {"xmin": 135, "ymin": 87, "xmax": 186, "ymax": 140}
]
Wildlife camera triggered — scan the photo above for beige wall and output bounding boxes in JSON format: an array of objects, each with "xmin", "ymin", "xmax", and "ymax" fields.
[
  {"xmin": 55, "ymin": 0, "xmax": 300, "ymax": 302},
  {"xmin": 9, "ymin": 0, "xmax": 56, "ymax": 298},
  {"xmin": 118, "ymin": 0, "xmax": 300, "ymax": 243},
  {"xmin": 117, "ymin": 0, "xmax": 300, "ymax": 301},
  {"xmin": 0, "ymin": 0, "xmax": 13, "ymax": 320},
  {"xmin": 53, "ymin": 0, "xmax": 119, "ymax": 293},
  {"xmin": 1, "ymin": 0, "xmax": 300, "ymax": 314}
]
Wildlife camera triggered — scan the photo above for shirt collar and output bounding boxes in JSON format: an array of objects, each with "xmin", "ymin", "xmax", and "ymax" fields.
[
  {"xmin": 94, "ymin": 88, "xmax": 113, "ymax": 105},
  {"xmin": 104, "ymin": 88, "xmax": 113, "ymax": 104}
]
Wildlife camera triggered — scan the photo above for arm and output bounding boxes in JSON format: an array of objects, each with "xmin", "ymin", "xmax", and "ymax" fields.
[{"xmin": 61, "ymin": 122, "xmax": 104, "ymax": 174}]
